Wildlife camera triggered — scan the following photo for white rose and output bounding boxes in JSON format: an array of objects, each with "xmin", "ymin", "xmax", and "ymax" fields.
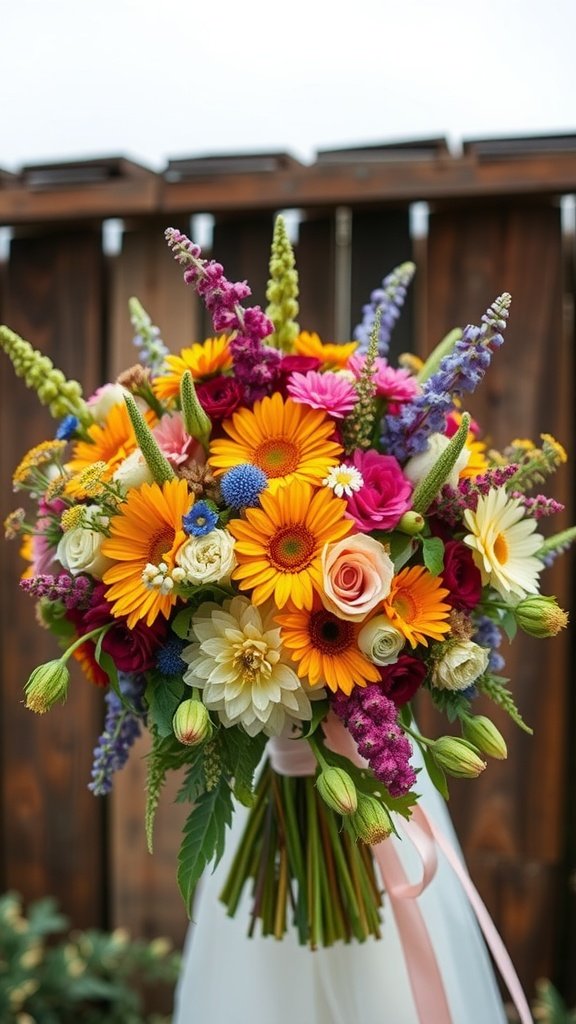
[
  {"xmin": 431, "ymin": 641, "xmax": 489, "ymax": 692},
  {"xmin": 358, "ymin": 615, "xmax": 406, "ymax": 666},
  {"xmin": 56, "ymin": 507, "xmax": 112, "ymax": 579},
  {"xmin": 403, "ymin": 433, "xmax": 470, "ymax": 490},
  {"xmin": 176, "ymin": 529, "xmax": 236, "ymax": 584},
  {"xmin": 87, "ymin": 384, "xmax": 130, "ymax": 423},
  {"xmin": 113, "ymin": 449, "xmax": 154, "ymax": 491}
]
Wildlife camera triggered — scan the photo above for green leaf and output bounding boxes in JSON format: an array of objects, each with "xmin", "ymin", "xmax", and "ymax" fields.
[
  {"xmin": 430, "ymin": 686, "xmax": 471, "ymax": 723},
  {"xmin": 500, "ymin": 610, "xmax": 518, "ymax": 642},
  {"xmin": 420, "ymin": 744, "xmax": 450, "ymax": 800},
  {"xmin": 384, "ymin": 531, "xmax": 418, "ymax": 571},
  {"xmin": 477, "ymin": 674, "xmax": 533, "ymax": 734},
  {"xmin": 219, "ymin": 728, "xmax": 267, "ymax": 807},
  {"xmin": 421, "ymin": 536, "xmax": 445, "ymax": 576},
  {"xmin": 301, "ymin": 699, "xmax": 329, "ymax": 738},
  {"xmin": 171, "ymin": 607, "xmax": 195, "ymax": 640},
  {"xmin": 175, "ymin": 753, "xmax": 207, "ymax": 804},
  {"xmin": 178, "ymin": 780, "xmax": 233, "ymax": 914},
  {"xmin": 146, "ymin": 672, "xmax": 186, "ymax": 738}
]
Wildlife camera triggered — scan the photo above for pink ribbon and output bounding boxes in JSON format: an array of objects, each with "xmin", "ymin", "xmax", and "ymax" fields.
[{"xmin": 322, "ymin": 715, "xmax": 532, "ymax": 1024}]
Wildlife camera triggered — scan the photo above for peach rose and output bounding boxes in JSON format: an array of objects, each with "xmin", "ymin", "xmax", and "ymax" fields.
[{"xmin": 321, "ymin": 535, "xmax": 394, "ymax": 622}]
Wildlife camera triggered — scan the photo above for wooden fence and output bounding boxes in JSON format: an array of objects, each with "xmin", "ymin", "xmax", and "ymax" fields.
[{"xmin": 0, "ymin": 135, "xmax": 575, "ymax": 1003}]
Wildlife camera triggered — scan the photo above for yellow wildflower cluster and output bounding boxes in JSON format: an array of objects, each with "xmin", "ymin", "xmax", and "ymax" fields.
[
  {"xmin": 12, "ymin": 440, "xmax": 67, "ymax": 487},
  {"xmin": 60, "ymin": 506, "xmax": 86, "ymax": 532},
  {"xmin": 4, "ymin": 508, "xmax": 25, "ymax": 539},
  {"xmin": 76, "ymin": 461, "xmax": 108, "ymax": 497}
]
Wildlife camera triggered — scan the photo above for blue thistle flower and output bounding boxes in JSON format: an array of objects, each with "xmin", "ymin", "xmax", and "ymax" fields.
[
  {"xmin": 183, "ymin": 500, "xmax": 219, "ymax": 537},
  {"xmin": 156, "ymin": 635, "xmax": 187, "ymax": 677},
  {"xmin": 220, "ymin": 463, "xmax": 268, "ymax": 508},
  {"xmin": 55, "ymin": 414, "xmax": 79, "ymax": 441}
]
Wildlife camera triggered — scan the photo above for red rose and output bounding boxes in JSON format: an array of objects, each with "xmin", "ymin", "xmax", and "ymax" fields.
[
  {"xmin": 68, "ymin": 584, "xmax": 168, "ymax": 674},
  {"xmin": 196, "ymin": 375, "xmax": 244, "ymax": 420},
  {"xmin": 378, "ymin": 655, "xmax": 427, "ymax": 706},
  {"xmin": 277, "ymin": 355, "xmax": 322, "ymax": 397},
  {"xmin": 442, "ymin": 540, "xmax": 482, "ymax": 611}
]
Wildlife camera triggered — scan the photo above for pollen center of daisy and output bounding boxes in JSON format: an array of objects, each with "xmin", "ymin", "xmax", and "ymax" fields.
[
  {"xmin": 253, "ymin": 437, "xmax": 300, "ymax": 478},
  {"xmin": 309, "ymin": 610, "xmax": 354, "ymax": 654},
  {"xmin": 493, "ymin": 532, "xmax": 509, "ymax": 564},
  {"xmin": 149, "ymin": 527, "xmax": 176, "ymax": 565},
  {"xmin": 268, "ymin": 524, "xmax": 316, "ymax": 571}
]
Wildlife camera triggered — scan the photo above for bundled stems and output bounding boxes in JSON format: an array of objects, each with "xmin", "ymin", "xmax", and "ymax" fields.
[{"xmin": 219, "ymin": 761, "xmax": 383, "ymax": 948}]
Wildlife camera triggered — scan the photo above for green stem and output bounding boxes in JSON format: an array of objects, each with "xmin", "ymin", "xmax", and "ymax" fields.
[{"xmin": 62, "ymin": 625, "xmax": 112, "ymax": 663}]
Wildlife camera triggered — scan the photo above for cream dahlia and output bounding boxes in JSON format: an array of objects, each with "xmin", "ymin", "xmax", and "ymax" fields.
[{"xmin": 182, "ymin": 596, "xmax": 312, "ymax": 736}]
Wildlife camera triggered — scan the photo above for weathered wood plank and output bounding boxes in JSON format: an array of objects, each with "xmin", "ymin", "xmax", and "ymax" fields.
[{"xmin": 0, "ymin": 229, "xmax": 106, "ymax": 927}]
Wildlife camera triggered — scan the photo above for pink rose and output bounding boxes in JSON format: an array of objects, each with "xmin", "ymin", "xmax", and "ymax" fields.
[
  {"xmin": 345, "ymin": 449, "xmax": 413, "ymax": 532},
  {"xmin": 321, "ymin": 534, "xmax": 394, "ymax": 622}
]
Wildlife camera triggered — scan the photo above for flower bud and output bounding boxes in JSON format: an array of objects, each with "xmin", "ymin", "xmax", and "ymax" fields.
[
  {"xmin": 461, "ymin": 715, "xmax": 507, "ymax": 760},
  {"xmin": 24, "ymin": 660, "xmax": 70, "ymax": 714},
  {"xmin": 514, "ymin": 595, "xmax": 569, "ymax": 638},
  {"xmin": 350, "ymin": 793, "xmax": 393, "ymax": 844},
  {"xmin": 173, "ymin": 699, "xmax": 212, "ymax": 746},
  {"xmin": 180, "ymin": 370, "xmax": 211, "ymax": 449},
  {"xmin": 316, "ymin": 766, "xmax": 358, "ymax": 815},
  {"xmin": 430, "ymin": 736, "xmax": 487, "ymax": 778},
  {"xmin": 396, "ymin": 511, "xmax": 426, "ymax": 535}
]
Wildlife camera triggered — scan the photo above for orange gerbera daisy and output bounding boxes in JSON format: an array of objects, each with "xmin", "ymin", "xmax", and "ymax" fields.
[
  {"xmin": 277, "ymin": 596, "xmax": 380, "ymax": 695},
  {"xmin": 294, "ymin": 331, "xmax": 358, "ymax": 370},
  {"xmin": 382, "ymin": 566, "xmax": 451, "ymax": 648},
  {"xmin": 101, "ymin": 478, "xmax": 192, "ymax": 628},
  {"xmin": 152, "ymin": 336, "xmax": 232, "ymax": 402},
  {"xmin": 228, "ymin": 482, "xmax": 351, "ymax": 610},
  {"xmin": 209, "ymin": 393, "xmax": 342, "ymax": 493},
  {"xmin": 66, "ymin": 402, "xmax": 156, "ymax": 483}
]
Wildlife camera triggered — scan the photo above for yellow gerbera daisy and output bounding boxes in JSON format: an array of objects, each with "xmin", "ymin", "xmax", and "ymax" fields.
[
  {"xmin": 383, "ymin": 566, "xmax": 452, "ymax": 648},
  {"xmin": 294, "ymin": 331, "xmax": 358, "ymax": 370},
  {"xmin": 463, "ymin": 487, "xmax": 543, "ymax": 601},
  {"xmin": 209, "ymin": 393, "xmax": 342, "ymax": 493},
  {"xmin": 152, "ymin": 336, "xmax": 232, "ymax": 402},
  {"xmin": 66, "ymin": 402, "xmax": 155, "ymax": 484},
  {"xmin": 277, "ymin": 596, "xmax": 380, "ymax": 695},
  {"xmin": 101, "ymin": 478, "xmax": 192, "ymax": 628},
  {"xmin": 228, "ymin": 481, "xmax": 351, "ymax": 610}
]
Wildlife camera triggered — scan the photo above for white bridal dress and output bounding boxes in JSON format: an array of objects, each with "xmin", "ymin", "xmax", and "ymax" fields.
[{"xmin": 174, "ymin": 748, "xmax": 508, "ymax": 1024}]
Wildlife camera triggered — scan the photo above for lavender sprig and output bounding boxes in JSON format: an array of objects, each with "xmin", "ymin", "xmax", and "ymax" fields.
[
  {"xmin": 129, "ymin": 297, "xmax": 170, "ymax": 376},
  {"xmin": 384, "ymin": 293, "xmax": 511, "ymax": 460},
  {"xmin": 354, "ymin": 261, "xmax": 415, "ymax": 356},
  {"xmin": 89, "ymin": 673, "xmax": 145, "ymax": 796},
  {"xmin": 20, "ymin": 572, "xmax": 93, "ymax": 610},
  {"xmin": 165, "ymin": 228, "xmax": 281, "ymax": 401}
]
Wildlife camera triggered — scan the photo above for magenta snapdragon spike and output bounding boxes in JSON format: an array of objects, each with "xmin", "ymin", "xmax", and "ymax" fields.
[
  {"xmin": 332, "ymin": 686, "xmax": 416, "ymax": 796},
  {"xmin": 20, "ymin": 572, "xmax": 92, "ymax": 609},
  {"xmin": 165, "ymin": 228, "xmax": 281, "ymax": 401}
]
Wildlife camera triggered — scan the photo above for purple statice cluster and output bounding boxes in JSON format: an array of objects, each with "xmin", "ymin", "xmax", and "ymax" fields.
[
  {"xmin": 20, "ymin": 572, "xmax": 92, "ymax": 610},
  {"xmin": 431, "ymin": 465, "xmax": 519, "ymax": 525},
  {"xmin": 383, "ymin": 293, "xmax": 511, "ymax": 461},
  {"xmin": 354, "ymin": 262, "xmax": 416, "ymax": 357},
  {"xmin": 473, "ymin": 616, "xmax": 505, "ymax": 673},
  {"xmin": 332, "ymin": 686, "xmax": 417, "ymax": 796},
  {"xmin": 89, "ymin": 673, "xmax": 146, "ymax": 796},
  {"xmin": 165, "ymin": 227, "xmax": 281, "ymax": 402}
]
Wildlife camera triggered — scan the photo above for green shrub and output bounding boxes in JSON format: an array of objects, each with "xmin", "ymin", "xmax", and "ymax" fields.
[{"xmin": 0, "ymin": 892, "xmax": 180, "ymax": 1024}]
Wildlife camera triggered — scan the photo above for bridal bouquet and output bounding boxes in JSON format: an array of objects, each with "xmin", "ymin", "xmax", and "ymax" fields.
[{"xmin": 2, "ymin": 217, "xmax": 572, "ymax": 949}]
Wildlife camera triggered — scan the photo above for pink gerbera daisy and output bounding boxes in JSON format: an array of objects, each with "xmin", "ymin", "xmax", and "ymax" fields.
[
  {"xmin": 348, "ymin": 355, "xmax": 420, "ymax": 408},
  {"xmin": 286, "ymin": 370, "xmax": 357, "ymax": 419}
]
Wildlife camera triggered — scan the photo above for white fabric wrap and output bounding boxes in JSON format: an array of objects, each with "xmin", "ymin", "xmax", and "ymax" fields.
[{"xmin": 267, "ymin": 735, "xmax": 316, "ymax": 777}]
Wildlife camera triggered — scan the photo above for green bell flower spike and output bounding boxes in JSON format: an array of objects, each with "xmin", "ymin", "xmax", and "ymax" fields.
[
  {"xmin": 0, "ymin": 325, "xmax": 89, "ymax": 423},
  {"xmin": 265, "ymin": 215, "xmax": 300, "ymax": 352}
]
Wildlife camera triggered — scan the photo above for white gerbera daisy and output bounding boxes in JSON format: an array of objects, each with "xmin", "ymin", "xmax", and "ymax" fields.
[
  {"xmin": 182, "ymin": 596, "xmax": 312, "ymax": 736},
  {"xmin": 463, "ymin": 488, "xmax": 543, "ymax": 601}
]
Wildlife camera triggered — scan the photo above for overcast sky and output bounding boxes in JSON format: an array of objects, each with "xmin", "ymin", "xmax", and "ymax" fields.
[{"xmin": 2, "ymin": 0, "xmax": 576, "ymax": 171}]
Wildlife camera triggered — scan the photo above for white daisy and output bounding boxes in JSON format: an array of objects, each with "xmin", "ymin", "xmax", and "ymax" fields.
[
  {"xmin": 323, "ymin": 463, "xmax": 364, "ymax": 498},
  {"xmin": 182, "ymin": 596, "xmax": 312, "ymax": 737},
  {"xmin": 463, "ymin": 488, "xmax": 543, "ymax": 601}
]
